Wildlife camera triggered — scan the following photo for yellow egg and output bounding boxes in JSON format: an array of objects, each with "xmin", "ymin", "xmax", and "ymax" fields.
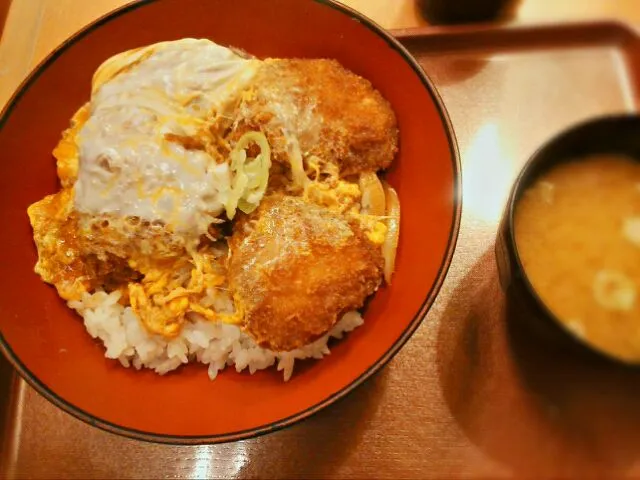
[{"xmin": 366, "ymin": 221, "xmax": 388, "ymax": 245}]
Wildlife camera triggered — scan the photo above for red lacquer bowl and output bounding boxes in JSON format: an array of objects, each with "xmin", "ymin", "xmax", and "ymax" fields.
[{"xmin": 0, "ymin": 0, "xmax": 460, "ymax": 443}]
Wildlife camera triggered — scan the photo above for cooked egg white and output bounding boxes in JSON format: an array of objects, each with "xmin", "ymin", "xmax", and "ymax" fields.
[{"xmin": 75, "ymin": 39, "xmax": 260, "ymax": 236}]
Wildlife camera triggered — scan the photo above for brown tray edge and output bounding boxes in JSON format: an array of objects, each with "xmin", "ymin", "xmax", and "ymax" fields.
[
  {"xmin": 391, "ymin": 20, "xmax": 640, "ymax": 109},
  {"xmin": 390, "ymin": 20, "xmax": 640, "ymax": 53}
]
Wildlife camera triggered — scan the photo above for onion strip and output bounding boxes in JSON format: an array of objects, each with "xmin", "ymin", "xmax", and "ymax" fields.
[
  {"xmin": 382, "ymin": 182, "xmax": 400, "ymax": 284},
  {"xmin": 226, "ymin": 131, "xmax": 271, "ymax": 219},
  {"xmin": 287, "ymin": 138, "xmax": 310, "ymax": 190},
  {"xmin": 359, "ymin": 172, "xmax": 386, "ymax": 216}
]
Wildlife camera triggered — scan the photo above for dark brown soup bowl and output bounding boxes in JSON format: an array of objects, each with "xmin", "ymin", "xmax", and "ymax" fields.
[{"xmin": 496, "ymin": 114, "xmax": 640, "ymax": 365}]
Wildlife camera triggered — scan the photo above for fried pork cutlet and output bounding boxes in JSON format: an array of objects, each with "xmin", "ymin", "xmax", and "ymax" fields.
[
  {"xmin": 229, "ymin": 59, "xmax": 398, "ymax": 177},
  {"xmin": 228, "ymin": 194, "xmax": 384, "ymax": 351}
]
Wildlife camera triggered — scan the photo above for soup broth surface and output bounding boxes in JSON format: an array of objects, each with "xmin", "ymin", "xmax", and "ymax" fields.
[{"xmin": 515, "ymin": 155, "xmax": 640, "ymax": 361}]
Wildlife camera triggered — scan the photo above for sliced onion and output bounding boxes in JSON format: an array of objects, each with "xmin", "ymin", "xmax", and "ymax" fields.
[
  {"xmin": 287, "ymin": 138, "xmax": 310, "ymax": 190},
  {"xmin": 359, "ymin": 172, "xmax": 386, "ymax": 216},
  {"xmin": 226, "ymin": 131, "xmax": 271, "ymax": 219},
  {"xmin": 382, "ymin": 182, "xmax": 400, "ymax": 285}
]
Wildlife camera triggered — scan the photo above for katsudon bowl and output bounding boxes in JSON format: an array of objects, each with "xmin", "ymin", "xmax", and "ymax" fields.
[{"xmin": 0, "ymin": 0, "xmax": 460, "ymax": 443}]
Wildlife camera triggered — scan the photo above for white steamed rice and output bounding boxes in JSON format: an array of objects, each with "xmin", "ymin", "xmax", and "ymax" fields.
[{"xmin": 68, "ymin": 289, "xmax": 364, "ymax": 381}]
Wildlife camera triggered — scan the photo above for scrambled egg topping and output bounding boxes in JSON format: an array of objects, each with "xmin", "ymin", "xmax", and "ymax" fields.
[
  {"xmin": 29, "ymin": 183, "xmax": 236, "ymax": 337},
  {"xmin": 303, "ymin": 157, "xmax": 388, "ymax": 245},
  {"xmin": 29, "ymin": 105, "xmax": 236, "ymax": 336},
  {"xmin": 128, "ymin": 250, "xmax": 235, "ymax": 337},
  {"xmin": 28, "ymin": 188, "xmax": 87, "ymax": 300},
  {"xmin": 54, "ymin": 105, "xmax": 88, "ymax": 187},
  {"xmin": 28, "ymin": 41, "xmax": 392, "ymax": 341},
  {"xmin": 28, "ymin": 106, "xmax": 385, "ymax": 339}
]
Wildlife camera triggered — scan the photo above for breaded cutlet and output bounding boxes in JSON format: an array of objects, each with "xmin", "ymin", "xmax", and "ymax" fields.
[
  {"xmin": 228, "ymin": 59, "xmax": 398, "ymax": 178},
  {"xmin": 228, "ymin": 194, "xmax": 384, "ymax": 351}
]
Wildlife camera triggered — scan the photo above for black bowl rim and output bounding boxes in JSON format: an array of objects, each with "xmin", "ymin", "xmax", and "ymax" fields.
[
  {"xmin": 505, "ymin": 113, "xmax": 640, "ymax": 366},
  {"xmin": 0, "ymin": 0, "xmax": 462, "ymax": 444}
]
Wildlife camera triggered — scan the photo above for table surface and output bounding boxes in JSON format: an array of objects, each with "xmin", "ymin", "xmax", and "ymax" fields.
[{"xmin": 2, "ymin": 1, "xmax": 640, "ymax": 479}]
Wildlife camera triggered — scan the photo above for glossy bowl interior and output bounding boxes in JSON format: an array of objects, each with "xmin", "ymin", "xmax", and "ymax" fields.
[
  {"xmin": 0, "ymin": 0, "xmax": 460, "ymax": 443},
  {"xmin": 500, "ymin": 114, "xmax": 640, "ymax": 365}
]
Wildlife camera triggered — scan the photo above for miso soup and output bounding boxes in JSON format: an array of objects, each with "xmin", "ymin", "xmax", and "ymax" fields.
[{"xmin": 515, "ymin": 155, "xmax": 640, "ymax": 361}]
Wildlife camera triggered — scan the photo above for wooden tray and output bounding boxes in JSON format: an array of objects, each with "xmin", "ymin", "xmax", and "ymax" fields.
[{"xmin": 2, "ymin": 20, "xmax": 640, "ymax": 479}]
